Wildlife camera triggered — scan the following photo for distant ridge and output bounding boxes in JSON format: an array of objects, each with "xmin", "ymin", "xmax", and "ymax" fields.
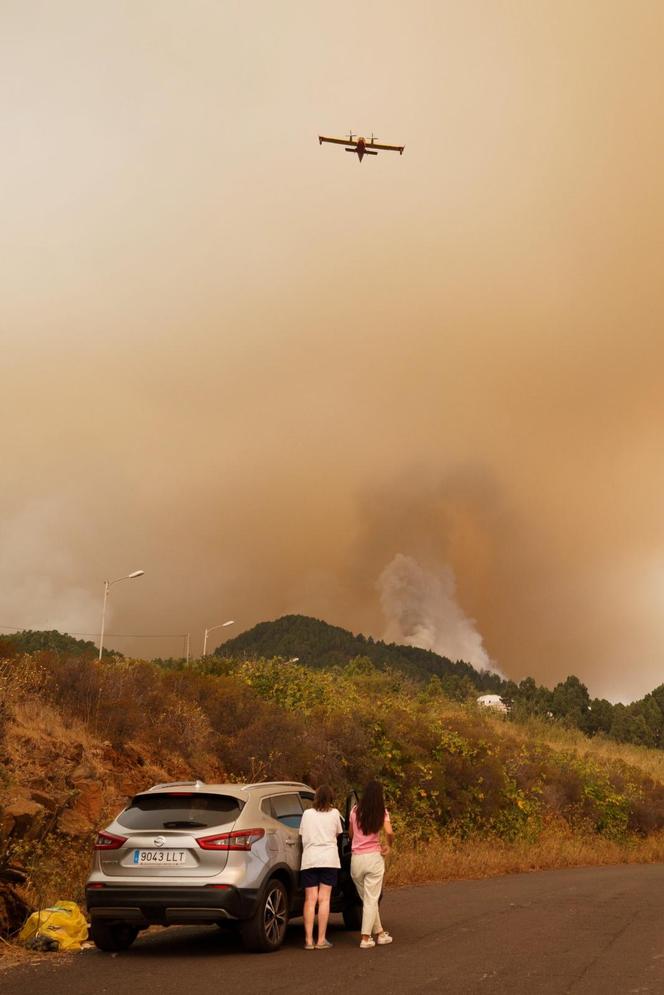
[
  {"xmin": 0, "ymin": 629, "xmax": 121, "ymax": 659},
  {"xmin": 216, "ymin": 614, "xmax": 503, "ymax": 693}
]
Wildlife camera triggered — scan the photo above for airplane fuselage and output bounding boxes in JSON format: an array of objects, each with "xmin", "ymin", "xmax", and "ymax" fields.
[{"xmin": 346, "ymin": 137, "xmax": 367, "ymax": 161}]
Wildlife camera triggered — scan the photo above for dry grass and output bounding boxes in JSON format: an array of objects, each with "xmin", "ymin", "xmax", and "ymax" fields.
[
  {"xmin": 387, "ymin": 825, "xmax": 664, "ymax": 887},
  {"xmin": 485, "ymin": 711, "xmax": 664, "ymax": 781},
  {"xmin": 10, "ymin": 695, "xmax": 96, "ymax": 762}
]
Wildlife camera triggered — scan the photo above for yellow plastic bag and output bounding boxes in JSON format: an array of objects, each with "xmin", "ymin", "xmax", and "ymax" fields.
[{"xmin": 19, "ymin": 900, "xmax": 88, "ymax": 952}]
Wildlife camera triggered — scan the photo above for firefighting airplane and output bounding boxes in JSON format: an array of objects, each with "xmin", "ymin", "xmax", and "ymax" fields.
[{"xmin": 318, "ymin": 131, "xmax": 405, "ymax": 162}]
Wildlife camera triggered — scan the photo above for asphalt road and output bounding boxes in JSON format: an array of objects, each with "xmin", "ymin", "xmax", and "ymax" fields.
[{"xmin": 4, "ymin": 865, "xmax": 664, "ymax": 994}]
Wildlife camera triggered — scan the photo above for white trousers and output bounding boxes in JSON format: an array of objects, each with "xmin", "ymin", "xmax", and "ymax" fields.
[{"xmin": 351, "ymin": 851, "xmax": 385, "ymax": 936}]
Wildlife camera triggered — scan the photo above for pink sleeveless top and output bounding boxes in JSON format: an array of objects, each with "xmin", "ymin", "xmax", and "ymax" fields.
[{"xmin": 349, "ymin": 806, "xmax": 391, "ymax": 854}]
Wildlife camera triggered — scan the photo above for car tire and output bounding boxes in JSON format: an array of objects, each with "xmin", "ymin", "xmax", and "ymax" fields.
[
  {"xmin": 342, "ymin": 902, "xmax": 363, "ymax": 931},
  {"xmin": 90, "ymin": 920, "xmax": 139, "ymax": 952},
  {"xmin": 240, "ymin": 878, "xmax": 289, "ymax": 953}
]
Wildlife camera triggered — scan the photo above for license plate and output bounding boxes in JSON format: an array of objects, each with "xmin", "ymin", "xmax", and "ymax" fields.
[{"xmin": 133, "ymin": 849, "xmax": 187, "ymax": 865}]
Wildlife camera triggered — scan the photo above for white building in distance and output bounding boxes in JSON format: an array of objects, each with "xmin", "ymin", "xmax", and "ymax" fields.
[{"xmin": 477, "ymin": 693, "xmax": 508, "ymax": 714}]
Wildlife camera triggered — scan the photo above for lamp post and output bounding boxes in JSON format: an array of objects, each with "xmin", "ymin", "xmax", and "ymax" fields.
[
  {"xmin": 202, "ymin": 619, "xmax": 235, "ymax": 657},
  {"xmin": 98, "ymin": 570, "xmax": 144, "ymax": 661}
]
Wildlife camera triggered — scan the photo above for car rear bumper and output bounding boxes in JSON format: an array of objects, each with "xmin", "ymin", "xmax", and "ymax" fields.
[{"xmin": 86, "ymin": 885, "xmax": 259, "ymax": 925}]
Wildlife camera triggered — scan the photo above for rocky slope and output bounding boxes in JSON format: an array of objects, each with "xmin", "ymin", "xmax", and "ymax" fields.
[{"xmin": 0, "ymin": 685, "xmax": 218, "ymax": 938}]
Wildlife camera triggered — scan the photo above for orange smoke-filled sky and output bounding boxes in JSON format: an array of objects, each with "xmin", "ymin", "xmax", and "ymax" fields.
[{"xmin": 2, "ymin": 1, "xmax": 664, "ymax": 700}]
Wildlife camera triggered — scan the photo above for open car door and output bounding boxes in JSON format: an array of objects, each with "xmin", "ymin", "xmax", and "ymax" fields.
[
  {"xmin": 342, "ymin": 789, "xmax": 359, "ymax": 855},
  {"xmin": 333, "ymin": 790, "xmax": 362, "ymax": 928}
]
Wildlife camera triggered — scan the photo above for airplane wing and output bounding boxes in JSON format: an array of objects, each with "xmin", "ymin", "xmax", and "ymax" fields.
[
  {"xmin": 319, "ymin": 135, "xmax": 356, "ymax": 146},
  {"xmin": 366, "ymin": 142, "xmax": 405, "ymax": 155}
]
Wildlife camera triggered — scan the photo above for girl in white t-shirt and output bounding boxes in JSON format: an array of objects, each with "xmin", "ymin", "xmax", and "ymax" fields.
[{"xmin": 299, "ymin": 784, "xmax": 343, "ymax": 950}]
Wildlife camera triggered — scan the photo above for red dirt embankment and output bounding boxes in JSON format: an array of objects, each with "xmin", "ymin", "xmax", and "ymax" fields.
[{"xmin": 1, "ymin": 668, "xmax": 220, "ymax": 939}]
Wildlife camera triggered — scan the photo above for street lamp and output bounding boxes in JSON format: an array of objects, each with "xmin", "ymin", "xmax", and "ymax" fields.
[
  {"xmin": 202, "ymin": 619, "xmax": 235, "ymax": 657},
  {"xmin": 98, "ymin": 570, "xmax": 144, "ymax": 660}
]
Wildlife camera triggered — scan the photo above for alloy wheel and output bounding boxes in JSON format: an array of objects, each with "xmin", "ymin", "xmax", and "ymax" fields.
[{"xmin": 264, "ymin": 886, "xmax": 287, "ymax": 945}]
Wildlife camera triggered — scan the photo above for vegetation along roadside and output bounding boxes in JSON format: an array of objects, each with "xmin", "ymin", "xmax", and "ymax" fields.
[{"xmin": 3, "ymin": 623, "xmax": 664, "ymax": 946}]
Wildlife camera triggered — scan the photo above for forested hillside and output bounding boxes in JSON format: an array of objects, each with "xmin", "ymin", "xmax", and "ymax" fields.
[
  {"xmin": 5, "ymin": 617, "xmax": 664, "ymax": 754},
  {"xmin": 0, "ymin": 629, "xmax": 120, "ymax": 659},
  {"xmin": 217, "ymin": 614, "xmax": 503, "ymax": 692},
  {"xmin": 216, "ymin": 616, "xmax": 664, "ymax": 752}
]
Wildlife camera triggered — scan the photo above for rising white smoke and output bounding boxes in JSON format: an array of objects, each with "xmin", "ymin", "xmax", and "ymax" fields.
[{"xmin": 377, "ymin": 553, "xmax": 502, "ymax": 675}]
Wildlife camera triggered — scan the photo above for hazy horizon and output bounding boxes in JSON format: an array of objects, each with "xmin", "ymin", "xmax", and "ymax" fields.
[{"xmin": 3, "ymin": 1, "xmax": 664, "ymax": 703}]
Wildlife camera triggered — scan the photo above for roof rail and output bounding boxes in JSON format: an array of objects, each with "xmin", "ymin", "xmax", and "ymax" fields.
[
  {"xmin": 241, "ymin": 781, "xmax": 311, "ymax": 791},
  {"xmin": 148, "ymin": 780, "xmax": 206, "ymax": 791}
]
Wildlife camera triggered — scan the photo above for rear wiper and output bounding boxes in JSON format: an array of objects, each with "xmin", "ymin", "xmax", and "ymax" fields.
[{"xmin": 162, "ymin": 820, "xmax": 207, "ymax": 829}]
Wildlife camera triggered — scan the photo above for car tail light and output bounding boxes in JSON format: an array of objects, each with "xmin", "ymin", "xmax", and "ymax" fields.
[
  {"xmin": 197, "ymin": 828, "xmax": 265, "ymax": 851},
  {"xmin": 206, "ymin": 884, "xmax": 231, "ymax": 889},
  {"xmin": 87, "ymin": 882, "xmax": 106, "ymax": 889},
  {"xmin": 94, "ymin": 831, "xmax": 127, "ymax": 850}
]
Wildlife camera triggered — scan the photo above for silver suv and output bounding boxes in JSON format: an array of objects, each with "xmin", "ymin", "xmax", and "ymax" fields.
[{"xmin": 86, "ymin": 780, "xmax": 362, "ymax": 953}]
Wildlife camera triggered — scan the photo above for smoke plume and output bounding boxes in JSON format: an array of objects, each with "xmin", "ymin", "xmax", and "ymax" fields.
[{"xmin": 378, "ymin": 553, "xmax": 499, "ymax": 674}]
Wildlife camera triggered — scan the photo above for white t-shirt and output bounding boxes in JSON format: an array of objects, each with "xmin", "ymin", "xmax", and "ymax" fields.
[{"xmin": 299, "ymin": 807, "xmax": 343, "ymax": 870}]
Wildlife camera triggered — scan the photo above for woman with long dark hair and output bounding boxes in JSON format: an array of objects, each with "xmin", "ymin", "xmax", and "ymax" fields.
[
  {"xmin": 299, "ymin": 784, "xmax": 343, "ymax": 950},
  {"xmin": 349, "ymin": 779, "xmax": 394, "ymax": 948}
]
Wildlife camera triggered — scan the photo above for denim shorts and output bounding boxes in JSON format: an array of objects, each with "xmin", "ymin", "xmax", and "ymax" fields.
[{"xmin": 300, "ymin": 867, "xmax": 338, "ymax": 888}]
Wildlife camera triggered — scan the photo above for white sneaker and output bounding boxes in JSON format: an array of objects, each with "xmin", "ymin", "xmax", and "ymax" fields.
[
  {"xmin": 360, "ymin": 938, "xmax": 376, "ymax": 948},
  {"xmin": 376, "ymin": 932, "xmax": 393, "ymax": 945}
]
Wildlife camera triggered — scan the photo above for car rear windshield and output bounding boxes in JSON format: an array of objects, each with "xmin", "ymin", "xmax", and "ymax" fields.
[{"xmin": 117, "ymin": 793, "xmax": 244, "ymax": 830}]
